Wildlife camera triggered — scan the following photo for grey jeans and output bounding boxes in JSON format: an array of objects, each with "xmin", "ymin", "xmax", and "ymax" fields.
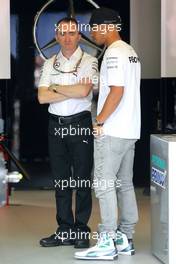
[{"xmin": 94, "ymin": 135, "xmax": 138, "ymax": 239}]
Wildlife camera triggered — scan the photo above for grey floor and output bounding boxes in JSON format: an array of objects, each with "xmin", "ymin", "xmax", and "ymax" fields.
[{"xmin": 0, "ymin": 189, "xmax": 161, "ymax": 264}]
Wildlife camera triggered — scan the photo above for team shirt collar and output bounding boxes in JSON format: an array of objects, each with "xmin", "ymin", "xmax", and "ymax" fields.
[{"xmin": 57, "ymin": 46, "xmax": 82, "ymax": 62}]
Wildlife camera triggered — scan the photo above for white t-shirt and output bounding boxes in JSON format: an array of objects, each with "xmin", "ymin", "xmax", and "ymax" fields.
[
  {"xmin": 38, "ymin": 46, "xmax": 98, "ymax": 116},
  {"xmin": 98, "ymin": 40, "xmax": 141, "ymax": 139}
]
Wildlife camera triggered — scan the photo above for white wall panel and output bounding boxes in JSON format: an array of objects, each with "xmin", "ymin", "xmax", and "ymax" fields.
[{"xmin": 0, "ymin": 0, "xmax": 10, "ymax": 79}]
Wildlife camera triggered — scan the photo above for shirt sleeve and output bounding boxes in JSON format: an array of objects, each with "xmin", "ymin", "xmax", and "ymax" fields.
[
  {"xmin": 38, "ymin": 58, "xmax": 53, "ymax": 88},
  {"xmin": 105, "ymin": 47, "xmax": 125, "ymax": 87},
  {"xmin": 78, "ymin": 56, "xmax": 99, "ymax": 89}
]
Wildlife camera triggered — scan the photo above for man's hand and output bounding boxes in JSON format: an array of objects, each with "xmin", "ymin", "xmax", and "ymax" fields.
[{"xmin": 93, "ymin": 124, "xmax": 104, "ymax": 138}]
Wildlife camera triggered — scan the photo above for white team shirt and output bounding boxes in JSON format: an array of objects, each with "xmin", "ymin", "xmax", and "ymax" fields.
[
  {"xmin": 98, "ymin": 40, "xmax": 141, "ymax": 139},
  {"xmin": 38, "ymin": 46, "xmax": 98, "ymax": 116}
]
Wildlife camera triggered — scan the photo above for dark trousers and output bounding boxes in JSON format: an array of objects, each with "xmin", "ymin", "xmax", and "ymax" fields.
[{"xmin": 48, "ymin": 112, "xmax": 93, "ymax": 232}]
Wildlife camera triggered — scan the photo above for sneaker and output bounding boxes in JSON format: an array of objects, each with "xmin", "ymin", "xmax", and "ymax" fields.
[
  {"xmin": 74, "ymin": 233, "xmax": 118, "ymax": 260},
  {"xmin": 39, "ymin": 229, "xmax": 75, "ymax": 247},
  {"xmin": 115, "ymin": 230, "xmax": 135, "ymax": 256}
]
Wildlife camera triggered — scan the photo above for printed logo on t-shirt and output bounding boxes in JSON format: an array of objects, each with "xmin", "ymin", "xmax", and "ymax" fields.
[
  {"xmin": 128, "ymin": 56, "xmax": 140, "ymax": 63},
  {"xmin": 106, "ymin": 56, "xmax": 118, "ymax": 69}
]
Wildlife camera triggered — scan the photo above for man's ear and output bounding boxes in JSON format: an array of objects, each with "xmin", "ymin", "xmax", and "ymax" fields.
[
  {"xmin": 78, "ymin": 33, "xmax": 81, "ymax": 41},
  {"xmin": 55, "ymin": 34, "xmax": 58, "ymax": 42}
]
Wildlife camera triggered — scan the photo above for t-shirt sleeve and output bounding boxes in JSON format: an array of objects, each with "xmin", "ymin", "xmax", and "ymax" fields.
[
  {"xmin": 38, "ymin": 59, "xmax": 52, "ymax": 88},
  {"xmin": 105, "ymin": 48, "xmax": 125, "ymax": 87}
]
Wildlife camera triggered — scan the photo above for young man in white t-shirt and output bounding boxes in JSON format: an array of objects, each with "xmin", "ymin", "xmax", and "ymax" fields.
[{"xmin": 75, "ymin": 7, "xmax": 141, "ymax": 260}]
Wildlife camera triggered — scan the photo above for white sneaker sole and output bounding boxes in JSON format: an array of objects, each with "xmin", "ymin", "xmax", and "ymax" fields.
[
  {"xmin": 118, "ymin": 249, "xmax": 135, "ymax": 256},
  {"xmin": 74, "ymin": 253, "xmax": 118, "ymax": 260}
]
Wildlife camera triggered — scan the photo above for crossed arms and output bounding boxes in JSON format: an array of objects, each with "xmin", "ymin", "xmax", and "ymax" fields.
[{"xmin": 38, "ymin": 78, "xmax": 92, "ymax": 104}]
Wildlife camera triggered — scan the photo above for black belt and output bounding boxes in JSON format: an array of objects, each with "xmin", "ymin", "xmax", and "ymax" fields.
[{"xmin": 49, "ymin": 111, "xmax": 91, "ymax": 125}]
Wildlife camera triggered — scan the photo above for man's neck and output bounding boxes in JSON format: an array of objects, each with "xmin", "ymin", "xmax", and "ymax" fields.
[
  {"xmin": 61, "ymin": 47, "xmax": 78, "ymax": 59},
  {"xmin": 105, "ymin": 32, "xmax": 121, "ymax": 47}
]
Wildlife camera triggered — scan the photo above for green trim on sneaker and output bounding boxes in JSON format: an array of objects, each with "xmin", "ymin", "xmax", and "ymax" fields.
[
  {"xmin": 74, "ymin": 233, "xmax": 118, "ymax": 260},
  {"xmin": 115, "ymin": 231, "xmax": 135, "ymax": 256}
]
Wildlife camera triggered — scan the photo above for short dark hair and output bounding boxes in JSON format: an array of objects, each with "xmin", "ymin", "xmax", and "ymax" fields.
[{"xmin": 56, "ymin": 17, "xmax": 78, "ymax": 28}]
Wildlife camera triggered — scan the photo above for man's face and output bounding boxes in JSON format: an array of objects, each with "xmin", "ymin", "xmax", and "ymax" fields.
[
  {"xmin": 55, "ymin": 21, "xmax": 81, "ymax": 52},
  {"xmin": 90, "ymin": 24, "xmax": 107, "ymax": 45}
]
